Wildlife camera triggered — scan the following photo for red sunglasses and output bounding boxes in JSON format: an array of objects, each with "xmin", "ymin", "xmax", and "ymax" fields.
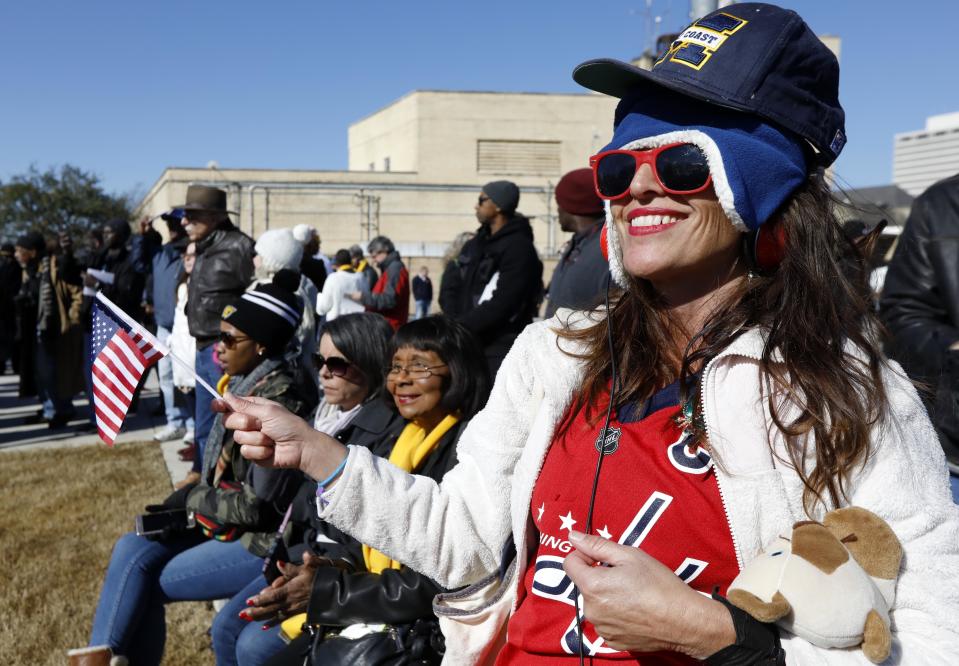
[{"xmin": 589, "ymin": 143, "xmax": 712, "ymax": 200}]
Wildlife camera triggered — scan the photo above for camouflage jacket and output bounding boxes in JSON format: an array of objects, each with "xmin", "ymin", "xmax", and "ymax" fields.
[{"xmin": 185, "ymin": 356, "xmax": 317, "ymax": 557}]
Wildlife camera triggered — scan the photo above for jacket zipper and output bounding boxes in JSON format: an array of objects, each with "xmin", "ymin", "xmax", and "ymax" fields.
[{"xmin": 700, "ymin": 348, "xmax": 765, "ymax": 573}]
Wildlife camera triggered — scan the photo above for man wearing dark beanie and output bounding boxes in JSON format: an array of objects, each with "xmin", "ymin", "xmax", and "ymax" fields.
[
  {"xmin": 544, "ymin": 168, "xmax": 610, "ymax": 318},
  {"xmin": 440, "ymin": 180, "xmax": 543, "ymax": 377}
]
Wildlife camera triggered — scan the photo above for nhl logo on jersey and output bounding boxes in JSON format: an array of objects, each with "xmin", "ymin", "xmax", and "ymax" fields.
[{"xmin": 594, "ymin": 426, "xmax": 621, "ymax": 455}]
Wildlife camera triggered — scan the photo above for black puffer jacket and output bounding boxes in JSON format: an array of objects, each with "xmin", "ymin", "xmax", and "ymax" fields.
[
  {"xmin": 441, "ymin": 216, "xmax": 542, "ymax": 372},
  {"xmin": 880, "ymin": 172, "xmax": 959, "ymax": 466},
  {"xmin": 187, "ymin": 221, "xmax": 254, "ymax": 346}
]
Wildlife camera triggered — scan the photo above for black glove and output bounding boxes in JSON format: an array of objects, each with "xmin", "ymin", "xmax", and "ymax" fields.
[
  {"xmin": 705, "ymin": 593, "xmax": 785, "ymax": 666},
  {"xmin": 150, "ymin": 481, "xmax": 198, "ymax": 512}
]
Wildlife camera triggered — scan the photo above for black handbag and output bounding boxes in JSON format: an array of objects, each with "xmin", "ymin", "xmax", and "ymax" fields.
[
  {"xmin": 263, "ymin": 616, "xmax": 444, "ymax": 666},
  {"xmin": 306, "ymin": 619, "xmax": 444, "ymax": 666}
]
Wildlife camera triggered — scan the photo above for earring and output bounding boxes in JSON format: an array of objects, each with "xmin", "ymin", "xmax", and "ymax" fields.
[{"xmin": 257, "ymin": 349, "xmax": 264, "ymax": 357}]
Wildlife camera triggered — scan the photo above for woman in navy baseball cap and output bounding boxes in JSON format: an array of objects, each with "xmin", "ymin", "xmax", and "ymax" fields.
[{"xmin": 219, "ymin": 4, "xmax": 959, "ymax": 664}]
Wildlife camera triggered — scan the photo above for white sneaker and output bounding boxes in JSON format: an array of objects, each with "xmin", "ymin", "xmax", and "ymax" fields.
[
  {"xmin": 153, "ymin": 425, "xmax": 186, "ymax": 442},
  {"xmin": 181, "ymin": 430, "xmax": 196, "ymax": 445}
]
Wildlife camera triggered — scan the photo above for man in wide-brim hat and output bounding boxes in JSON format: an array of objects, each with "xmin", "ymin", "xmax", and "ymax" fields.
[{"xmin": 176, "ymin": 185, "xmax": 254, "ymax": 487}]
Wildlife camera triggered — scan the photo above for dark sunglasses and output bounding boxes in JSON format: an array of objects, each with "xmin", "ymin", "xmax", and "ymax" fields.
[
  {"xmin": 313, "ymin": 354, "xmax": 352, "ymax": 377},
  {"xmin": 589, "ymin": 143, "xmax": 712, "ymax": 200},
  {"xmin": 477, "ymin": 195, "xmax": 490, "ymax": 205},
  {"xmin": 217, "ymin": 331, "xmax": 251, "ymax": 348}
]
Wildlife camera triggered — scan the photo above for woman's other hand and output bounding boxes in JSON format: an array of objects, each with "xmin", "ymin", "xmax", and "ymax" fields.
[
  {"xmin": 563, "ymin": 531, "xmax": 735, "ymax": 659},
  {"xmin": 243, "ymin": 553, "xmax": 324, "ymax": 621},
  {"xmin": 214, "ymin": 393, "xmax": 348, "ymax": 480}
]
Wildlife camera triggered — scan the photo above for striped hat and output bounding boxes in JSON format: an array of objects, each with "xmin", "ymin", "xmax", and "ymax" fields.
[{"xmin": 222, "ymin": 270, "xmax": 302, "ymax": 354}]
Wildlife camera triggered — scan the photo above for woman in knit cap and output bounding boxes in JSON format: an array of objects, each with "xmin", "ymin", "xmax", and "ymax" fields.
[
  {"xmin": 222, "ymin": 4, "xmax": 958, "ymax": 663},
  {"xmin": 212, "ymin": 312, "xmax": 398, "ymax": 665},
  {"xmin": 75, "ymin": 271, "xmax": 318, "ymax": 666}
]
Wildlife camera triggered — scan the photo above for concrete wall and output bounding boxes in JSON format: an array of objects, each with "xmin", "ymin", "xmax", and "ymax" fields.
[{"xmin": 348, "ymin": 91, "xmax": 617, "ymax": 182}]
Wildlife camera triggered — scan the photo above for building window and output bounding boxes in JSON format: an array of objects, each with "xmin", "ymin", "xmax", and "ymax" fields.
[
  {"xmin": 384, "ymin": 157, "xmax": 391, "ymax": 172},
  {"xmin": 477, "ymin": 140, "xmax": 561, "ymax": 175}
]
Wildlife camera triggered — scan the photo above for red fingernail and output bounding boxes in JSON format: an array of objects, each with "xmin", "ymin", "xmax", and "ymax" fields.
[
  {"xmin": 246, "ymin": 599, "xmax": 254, "ymax": 607},
  {"xmin": 261, "ymin": 624, "xmax": 270, "ymax": 631},
  {"xmin": 238, "ymin": 612, "xmax": 250, "ymax": 621}
]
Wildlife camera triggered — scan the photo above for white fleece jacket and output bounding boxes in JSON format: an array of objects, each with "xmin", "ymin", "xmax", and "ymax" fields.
[{"xmin": 320, "ymin": 311, "xmax": 959, "ymax": 664}]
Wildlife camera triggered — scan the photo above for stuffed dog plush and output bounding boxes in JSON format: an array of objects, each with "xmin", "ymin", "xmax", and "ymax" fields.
[{"xmin": 726, "ymin": 507, "xmax": 901, "ymax": 663}]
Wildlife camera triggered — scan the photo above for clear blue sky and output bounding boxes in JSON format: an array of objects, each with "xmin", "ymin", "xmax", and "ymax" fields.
[{"xmin": 1, "ymin": 0, "xmax": 956, "ymax": 200}]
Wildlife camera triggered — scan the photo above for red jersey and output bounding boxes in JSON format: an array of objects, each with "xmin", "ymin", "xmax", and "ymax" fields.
[{"xmin": 499, "ymin": 383, "xmax": 739, "ymax": 664}]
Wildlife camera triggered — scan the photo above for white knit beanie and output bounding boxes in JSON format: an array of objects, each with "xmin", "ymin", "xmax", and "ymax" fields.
[
  {"xmin": 255, "ymin": 229, "xmax": 303, "ymax": 272},
  {"xmin": 291, "ymin": 224, "xmax": 317, "ymax": 245}
]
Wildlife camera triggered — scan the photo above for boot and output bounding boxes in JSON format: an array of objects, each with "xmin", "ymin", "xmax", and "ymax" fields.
[{"xmin": 66, "ymin": 646, "xmax": 128, "ymax": 666}]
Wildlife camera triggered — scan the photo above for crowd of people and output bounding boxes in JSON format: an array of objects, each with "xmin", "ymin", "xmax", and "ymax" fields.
[{"xmin": 3, "ymin": 2, "xmax": 958, "ymax": 665}]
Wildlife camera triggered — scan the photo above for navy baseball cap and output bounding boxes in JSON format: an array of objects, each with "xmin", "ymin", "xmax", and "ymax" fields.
[{"xmin": 573, "ymin": 2, "xmax": 845, "ymax": 166}]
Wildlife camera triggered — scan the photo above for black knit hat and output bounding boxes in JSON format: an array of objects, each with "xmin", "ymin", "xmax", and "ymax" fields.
[
  {"xmin": 482, "ymin": 181, "xmax": 520, "ymax": 215},
  {"xmin": 221, "ymin": 270, "xmax": 302, "ymax": 354}
]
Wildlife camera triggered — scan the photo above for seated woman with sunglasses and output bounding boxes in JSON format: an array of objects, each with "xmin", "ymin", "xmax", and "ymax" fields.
[
  {"xmin": 230, "ymin": 315, "xmax": 490, "ymax": 666},
  {"xmin": 211, "ymin": 312, "xmax": 397, "ymax": 666},
  {"xmin": 219, "ymin": 5, "xmax": 959, "ymax": 663},
  {"xmin": 77, "ymin": 272, "xmax": 317, "ymax": 666}
]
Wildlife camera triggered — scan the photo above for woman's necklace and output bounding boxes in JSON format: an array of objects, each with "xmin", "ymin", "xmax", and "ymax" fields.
[{"xmin": 673, "ymin": 387, "xmax": 706, "ymax": 436}]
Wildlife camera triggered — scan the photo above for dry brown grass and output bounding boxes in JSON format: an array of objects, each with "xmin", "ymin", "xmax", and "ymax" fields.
[{"xmin": 0, "ymin": 441, "xmax": 214, "ymax": 665}]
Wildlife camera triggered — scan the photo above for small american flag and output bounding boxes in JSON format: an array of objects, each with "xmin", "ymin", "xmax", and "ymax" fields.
[{"xmin": 90, "ymin": 295, "xmax": 164, "ymax": 446}]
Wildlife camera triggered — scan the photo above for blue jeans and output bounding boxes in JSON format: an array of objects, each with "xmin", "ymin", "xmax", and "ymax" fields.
[
  {"xmin": 90, "ymin": 532, "xmax": 263, "ymax": 665},
  {"xmin": 414, "ymin": 299, "xmax": 430, "ymax": 320},
  {"xmin": 194, "ymin": 344, "xmax": 222, "ymax": 472},
  {"xmin": 236, "ymin": 613, "xmax": 286, "ymax": 666},
  {"xmin": 210, "ymin": 575, "xmax": 287, "ymax": 666},
  {"xmin": 157, "ymin": 325, "xmax": 190, "ymax": 430}
]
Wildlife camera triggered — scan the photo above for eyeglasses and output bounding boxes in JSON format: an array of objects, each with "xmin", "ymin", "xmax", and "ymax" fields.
[
  {"xmin": 589, "ymin": 143, "xmax": 712, "ymax": 200},
  {"xmin": 386, "ymin": 363, "xmax": 447, "ymax": 380},
  {"xmin": 313, "ymin": 354, "xmax": 352, "ymax": 377},
  {"xmin": 477, "ymin": 195, "xmax": 490, "ymax": 205},
  {"xmin": 218, "ymin": 331, "xmax": 251, "ymax": 348}
]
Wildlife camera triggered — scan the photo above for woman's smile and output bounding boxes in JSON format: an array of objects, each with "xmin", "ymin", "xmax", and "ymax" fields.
[{"xmin": 626, "ymin": 206, "xmax": 686, "ymax": 236}]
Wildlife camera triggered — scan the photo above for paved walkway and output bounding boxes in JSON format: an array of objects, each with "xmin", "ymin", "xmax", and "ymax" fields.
[{"xmin": 0, "ymin": 372, "xmax": 192, "ymax": 484}]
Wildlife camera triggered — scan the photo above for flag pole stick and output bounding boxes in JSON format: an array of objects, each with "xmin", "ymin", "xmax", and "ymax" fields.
[{"xmin": 94, "ymin": 292, "xmax": 220, "ymax": 399}]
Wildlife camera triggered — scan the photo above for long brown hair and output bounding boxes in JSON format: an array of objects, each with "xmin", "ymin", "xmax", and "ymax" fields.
[{"xmin": 556, "ymin": 171, "xmax": 887, "ymax": 514}]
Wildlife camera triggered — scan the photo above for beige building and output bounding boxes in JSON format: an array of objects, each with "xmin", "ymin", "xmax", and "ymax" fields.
[{"xmin": 136, "ymin": 90, "xmax": 618, "ymax": 274}]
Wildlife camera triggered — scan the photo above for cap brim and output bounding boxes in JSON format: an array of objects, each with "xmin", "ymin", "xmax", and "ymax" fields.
[{"xmin": 573, "ymin": 58, "xmax": 751, "ymax": 115}]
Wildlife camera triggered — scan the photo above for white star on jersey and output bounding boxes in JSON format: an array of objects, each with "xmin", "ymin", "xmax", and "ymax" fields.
[
  {"xmin": 597, "ymin": 525, "xmax": 612, "ymax": 539},
  {"xmin": 559, "ymin": 511, "xmax": 577, "ymax": 532},
  {"xmin": 537, "ymin": 503, "xmax": 545, "ymax": 522}
]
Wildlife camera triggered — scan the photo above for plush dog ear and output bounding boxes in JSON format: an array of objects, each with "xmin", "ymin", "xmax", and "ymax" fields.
[
  {"xmin": 727, "ymin": 589, "xmax": 792, "ymax": 623},
  {"xmin": 791, "ymin": 521, "xmax": 849, "ymax": 575},
  {"xmin": 823, "ymin": 507, "xmax": 902, "ymax": 581}
]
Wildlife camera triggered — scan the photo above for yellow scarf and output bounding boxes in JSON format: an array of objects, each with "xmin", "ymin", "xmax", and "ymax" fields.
[
  {"xmin": 355, "ymin": 259, "xmax": 369, "ymax": 274},
  {"xmin": 362, "ymin": 414, "xmax": 460, "ymax": 574}
]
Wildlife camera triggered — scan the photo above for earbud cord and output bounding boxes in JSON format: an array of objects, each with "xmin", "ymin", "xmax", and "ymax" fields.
[{"xmin": 575, "ymin": 272, "xmax": 620, "ymax": 665}]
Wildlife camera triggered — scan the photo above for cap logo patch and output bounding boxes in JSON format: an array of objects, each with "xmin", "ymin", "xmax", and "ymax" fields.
[
  {"xmin": 221, "ymin": 304, "xmax": 236, "ymax": 319},
  {"xmin": 656, "ymin": 13, "xmax": 748, "ymax": 71},
  {"xmin": 829, "ymin": 129, "xmax": 846, "ymax": 156}
]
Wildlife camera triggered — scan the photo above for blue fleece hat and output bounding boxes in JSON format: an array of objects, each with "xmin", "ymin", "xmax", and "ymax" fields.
[{"xmin": 602, "ymin": 87, "xmax": 808, "ymax": 233}]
